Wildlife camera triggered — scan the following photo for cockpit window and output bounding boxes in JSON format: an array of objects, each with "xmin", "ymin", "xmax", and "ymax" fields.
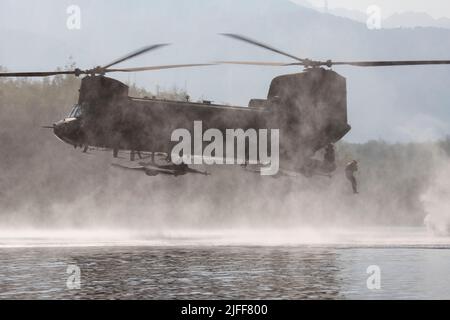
[{"xmin": 68, "ymin": 104, "xmax": 82, "ymax": 118}]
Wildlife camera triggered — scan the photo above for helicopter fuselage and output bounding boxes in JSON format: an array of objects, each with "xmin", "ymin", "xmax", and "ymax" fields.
[{"xmin": 53, "ymin": 69, "xmax": 351, "ymax": 173}]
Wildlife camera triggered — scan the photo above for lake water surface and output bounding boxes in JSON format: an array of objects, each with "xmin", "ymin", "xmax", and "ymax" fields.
[{"xmin": 0, "ymin": 227, "xmax": 449, "ymax": 299}]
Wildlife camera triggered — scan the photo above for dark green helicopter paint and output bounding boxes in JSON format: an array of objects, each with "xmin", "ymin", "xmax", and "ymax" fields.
[{"xmin": 55, "ymin": 69, "xmax": 350, "ymax": 173}]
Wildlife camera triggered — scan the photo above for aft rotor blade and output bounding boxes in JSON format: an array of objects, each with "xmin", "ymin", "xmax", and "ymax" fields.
[
  {"xmin": 216, "ymin": 61, "xmax": 294, "ymax": 66},
  {"xmin": 106, "ymin": 63, "xmax": 214, "ymax": 73},
  {"xmin": 0, "ymin": 70, "xmax": 78, "ymax": 77},
  {"xmin": 221, "ymin": 33, "xmax": 307, "ymax": 63},
  {"xmin": 332, "ymin": 60, "xmax": 450, "ymax": 67},
  {"xmin": 102, "ymin": 44, "xmax": 170, "ymax": 69}
]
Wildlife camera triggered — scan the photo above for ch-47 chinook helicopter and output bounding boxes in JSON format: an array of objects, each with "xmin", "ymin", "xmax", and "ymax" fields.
[{"xmin": 2, "ymin": 34, "xmax": 450, "ymax": 177}]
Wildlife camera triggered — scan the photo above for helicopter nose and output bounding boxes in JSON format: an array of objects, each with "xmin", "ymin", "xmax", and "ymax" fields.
[
  {"xmin": 53, "ymin": 118, "xmax": 82, "ymax": 146},
  {"xmin": 53, "ymin": 120, "xmax": 66, "ymax": 139}
]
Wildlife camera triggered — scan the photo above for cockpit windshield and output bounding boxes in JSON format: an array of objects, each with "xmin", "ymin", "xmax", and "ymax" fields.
[{"xmin": 68, "ymin": 104, "xmax": 82, "ymax": 118}]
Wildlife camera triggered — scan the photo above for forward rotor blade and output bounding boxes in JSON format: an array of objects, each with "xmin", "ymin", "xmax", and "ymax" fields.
[
  {"xmin": 216, "ymin": 61, "xmax": 293, "ymax": 66},
  {"xmin": 102, "ymin": 44, "xmax": 170, "ymax": 69},
  {"xmin": 106, "ymin": 63, "xmax": 214, "ymax": 73},
  {"xmin": 332, "ymin": 60, "xmax": 450, "ymax": 67},
  {"xmin": 0, "ymin": 70, "xmax": 78, "ymax": 77},
  {"xmin": 221, "ymin": 33, "xmax": 307, "ymax": 63}
]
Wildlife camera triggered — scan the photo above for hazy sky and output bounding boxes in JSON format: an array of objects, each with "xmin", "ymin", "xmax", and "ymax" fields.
[{"xmin": 296, "ymin": 0, "xmax": 450, "ymax": 18}]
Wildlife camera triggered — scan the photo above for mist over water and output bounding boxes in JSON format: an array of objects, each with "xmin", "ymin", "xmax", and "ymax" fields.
[
  {"xmin": 2, "ymin": 149, "xmax": 450, "ymax": 248},
  {"xmin": 423, "ymin": 162, "xmax": 450, "ymax": 236},
  {"xmin": 1, "ymin": 227, "xmax": 450, "ymax": 249}
]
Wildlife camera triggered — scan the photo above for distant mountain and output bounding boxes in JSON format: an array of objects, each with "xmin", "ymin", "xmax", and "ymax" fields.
[
  {"xmin": 384, "ymin": 12, "xmax": 450, "ymax": 29},
  {"xmin": 2, "ymin": 0, "xmax": 450, "ymax": 143},
  {"xmin": 290, "ymin": 2, "xmax": 450, "ymax": 30},
  {"xmin": 327, "ymin": 7, "xmax": 367, "ymax": 24}
]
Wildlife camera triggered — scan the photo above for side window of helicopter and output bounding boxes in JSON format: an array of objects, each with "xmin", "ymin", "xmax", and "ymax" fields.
[
  {"xmin": 68, "ymin": 104, "xmax": 83, "ymax": 118},
  {"xmin": 74, "ymin": 105, "xmax": 82, "ymax": 118}
]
